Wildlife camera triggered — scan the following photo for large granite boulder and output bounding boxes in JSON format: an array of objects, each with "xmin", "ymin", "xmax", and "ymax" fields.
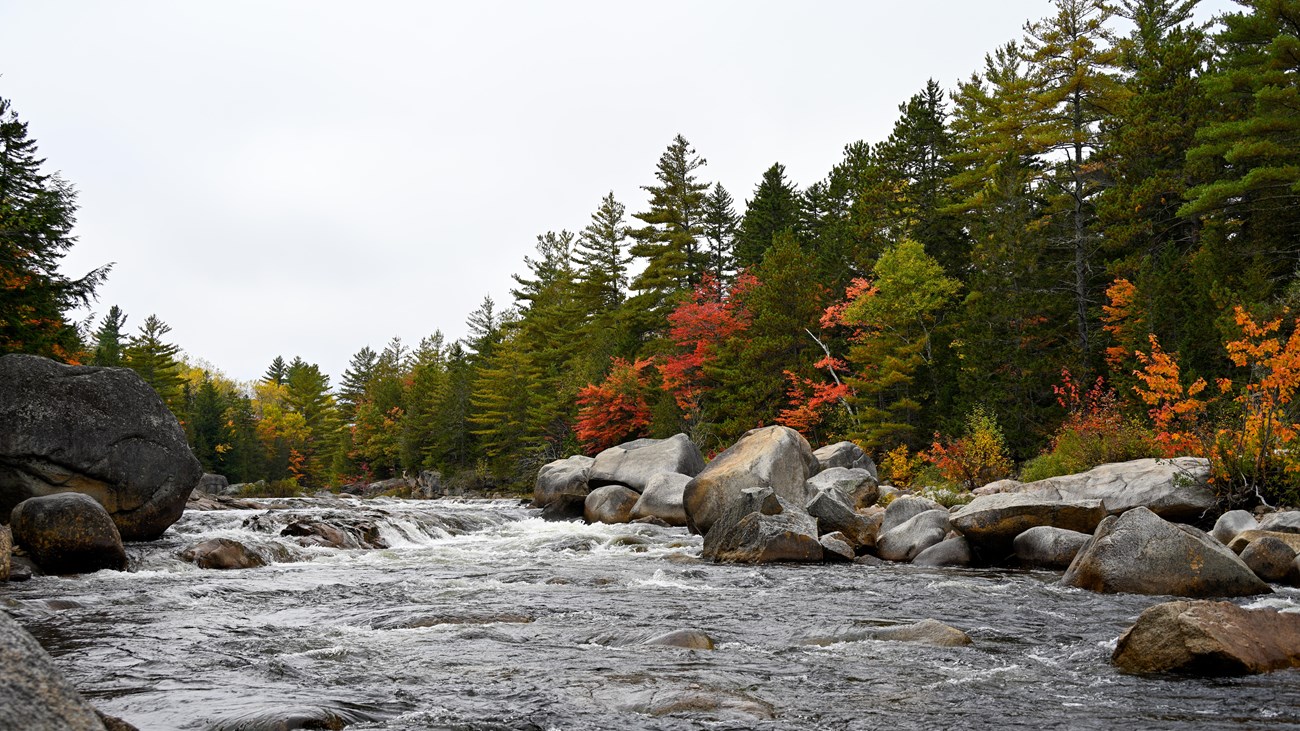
[
  {"xmin": 180, "ymin": 538, "xmax": 267, "ymax": 570},
  {"xmin": 584, "ymin": 485, "xmax": 641, "ymax": 524},
  {"xmin": 951, "ymin": 493, "xmax": 1107, "ymax": 562},
  {"xmin": 683, "ymin": 426, "xmax": 820, "ymax": 535},
  {"xmin": 588, "ymin": 434, "xmax": 704, "ymax": 492},
  {"xmin": 0, "ymin": 610, "xmax": 115, "ymax": 730},
  {"xmin": 533, "ymin": 455, "xmax": 593, "ymax": 521},
  {"xmin": 11, "ymin": 493, "xmax": 127, "ymax": 575},
  {"xmin": 805, "ymin": 487, "xmax": 876, "ymax": 550},
  {"xmin": 806, "ymin": 467, "xmax": 878, "ymax": 510},
  {"xmin": 812, "ymin": 441, "xmax": 878, "ymax": 480},
  {"xmin": 1012, "ymin": 526, "xmax": 1091, "ymax": 569},
  {"xmin": 1239, "ymin": 535, "xmax": 1298, "ymax": 583},
  {"xmin": 1061, "ymin": 507, "xmax": 1270, "ymax": 597},
  {"xmin": 1210, "ymin": 509, "xmax": 1258, "ymax": 546},
  {"xmin": 0, "ymin": 354, "xmax": 202, "ymax": 540},
  {"xmin": 880, "ymin": 495, "xmax": 943, "ymax": 536},
  {"xmin": 877, "ymin": 509, "xmax": 951, "ymax": 562},
  {"xmin": 1259, "ymin": 511, "xmax": 1300, "ymax": 534},
  {"xmin": 999, "ymin": 457, "xmax": 1215, "ymax": 522},
  {"xmin": 912, "ymin": 535, "xmax": 972, "ymax": 567},
  {"xmin": 194, "ymin": 473, "xmax": 232, "ymax": 496},
  {"xmin": 630, "ymin": 473, "xmax": 690, "ymax": 526},
  {"xmin": 1113, "ymin": 600, "xmax": 1300, "ymax": 675},
  {"xmin": 701, "ymin": 487, "xmax": 821, "ymax": 564}
]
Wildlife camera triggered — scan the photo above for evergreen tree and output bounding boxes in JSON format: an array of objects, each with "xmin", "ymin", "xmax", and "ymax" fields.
[
  {"xmin": 463, "ymin": 295, "xmax": 501, "ymax": 362},
  {"xmin": 574, "ymin": 193, "xmax": 630, "ymax": 314},
  {"xmin": 701, "ymin": 183, "xmax": 739, "ymax": 284},
  {"xmin": 736, "ymin": 163, "xmax": 803, "ymax": 269},
  {"xmin": 263, "ymin": 356, "xmax": 288, "ymax": 385},
  {"xmin": 90, "ymin": 305, "xmax": 128, "ymax": 367},
  {"xmin": 283, "ymin": 357, "xmax": 339, "ymax": 485},
  {"xmin": 400, "ymin": 333, "xmax": 450, "ymax": 471},
  {"xmin": 469, "ymin": 333, "xmax": 545, "ymax": 481},
  {"xmin": 338, "ymin": 345, "xmax": 379, "ymax": 422},
  {"xmin": 186, "ymin": 375, "xmax": 228, "ymax": 473},
  {"xmin": 0, "ymin": 96, "xmax": 110, "ymax": 360},
  {"xmin": 124, "ymin": 314, "xmax": 185, "ymax": 413}
]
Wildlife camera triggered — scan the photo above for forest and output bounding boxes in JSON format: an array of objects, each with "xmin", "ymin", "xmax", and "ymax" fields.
[{"xmin": 3, "ymin": 0, "xmax": 1298, "ymax": 507}]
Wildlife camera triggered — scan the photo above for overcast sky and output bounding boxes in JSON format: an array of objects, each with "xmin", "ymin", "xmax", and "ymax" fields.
[{"xmin": 0, "ymin": 1, "xmax": 1235, "ymax": 385}]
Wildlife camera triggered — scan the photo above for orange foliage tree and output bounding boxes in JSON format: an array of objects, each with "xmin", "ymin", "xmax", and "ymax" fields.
[
  {"xmin": 574, "ymin": 357, "xmax": 655, "ymax": 454},
  {"xmin": 660, "ymin": 273, "xmax": 757, "ymax": 417}
]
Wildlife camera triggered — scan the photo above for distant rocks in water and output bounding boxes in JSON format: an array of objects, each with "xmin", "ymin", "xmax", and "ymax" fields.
[
  {"xmin": 803, "ymin": 619, "xmax": 972, "ymax": 648},
  {"xmin": 1061, "ymin": 507, "xmax": 1270, "ymax": 597},
  {"xmin": 1113, "ymin": 600, "xmax": 1300, "ymax": 675},
  {"xmin": 584, "ymin": 485, "xmax": 641, "ymax": 524},
  {"xmin": 684, "ymin": 426, "xmax": 820, "ymax": 536},
  {"xmin": 336, "ymin": 470, "xmax": 447, "ymax": 500},
  {"xmin": 812, "ymin": 441, "xmax": 878, "ymax": 480},
  {"xmin": 0, "ymin": 609, "xmax": 124, "ymax": 730},
  {"xmin": 11, "ymin": 493, "xmax": 127, "ymax": 575},
  {"xmin": 1012, "ymin": 526, "xmax": 1091, "ymax": 569},
  {"xmin": 194, "ymin": 473, "xmax": 233, "ymax": 496},
  {"xmin": 588, "ymin": 434, "xmax": 704, "ymax": 492},
  {"xmin": 0, "ymin": 354, "xmax": 202, "ymax": 541},
  {"xmin": 642, "ymin": 629, "xmax": 715, "ymax": 650},
  {"xmin": 180, "ymin": 538, "xmax": 267, "ymax": 570},
  {"xmin": 630, "ymin": 473, "xmax": 691, "ymax": 526},
  {"xmin": 979, "ymin": 457, "xmax": 1215, "ymax": 522}
]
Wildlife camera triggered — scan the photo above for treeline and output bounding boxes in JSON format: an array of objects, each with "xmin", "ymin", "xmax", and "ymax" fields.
[{"xmin": 4, "ymin": 0, "xmax": 1299, "ymax": 501}]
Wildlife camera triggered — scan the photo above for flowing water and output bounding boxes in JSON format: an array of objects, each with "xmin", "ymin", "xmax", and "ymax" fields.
[{"xmin": 3, "ymin": 497, "xmax": 1299, "ymax": 730}]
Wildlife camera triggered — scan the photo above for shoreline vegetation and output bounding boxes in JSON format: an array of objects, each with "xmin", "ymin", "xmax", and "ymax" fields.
[{"xmin": 3, "ymin": 0, "xmax": 1299, "ymax": 511}]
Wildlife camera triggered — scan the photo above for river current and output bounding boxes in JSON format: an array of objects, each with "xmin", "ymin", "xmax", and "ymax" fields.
[{"xmin": 3, "ymin": 497, "xmax": 1299, "ymax": 730}]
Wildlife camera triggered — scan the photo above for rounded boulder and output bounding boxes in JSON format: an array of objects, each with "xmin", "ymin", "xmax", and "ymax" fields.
[
  {"xmin": 11, "ymin": 493, "xmax": 126, "ymax": 575},
  {"xmin": 584, "ymin": 485, "xmax": 640, "ymax": 524}
]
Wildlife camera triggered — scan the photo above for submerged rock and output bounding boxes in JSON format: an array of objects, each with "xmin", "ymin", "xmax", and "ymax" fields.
[
  {"xmin": 180, "ymin": 538, "xmax": 267, "ymax": 570},
  {"xmin": 1113, "ymin": 600, "xmax": 1300, "ymax": 675},
  {"xmin": 0, "ymin": 610, "xmax": 114, "ymax": 730},
  {"xmin": 684, "ymin": 426, "xmax": 820, "ymax": 535},
  {"xmin": 643, "ymin": 629, "xmax": 715, "ymax": 650},
  {"xmin": 587, "ymin": 434, "xmax": 704, "ymax": 492},
  {"xmin": 1061, "ymin": 507, "xmax": 1269, "ymax": 597},
  {"xmin": 11, "ymin": 493, "xmax": 127, "ymax": 575},
  {"xmin": 584, "ymin": 485, "xmax": 641, "ymax": 524},
  {"xmin": 0, "ymin": 354, "xmax": 202, "ymax": 540}
]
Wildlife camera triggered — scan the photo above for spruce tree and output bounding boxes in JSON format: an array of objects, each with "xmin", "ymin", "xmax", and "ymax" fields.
[
  {"xmin": 124, "ymin": 315, "xmax": 185, "ymax": 413},
  {"xmin": 574, "ymin": 193, "xmax": 630, "ymax": 314},
  {"xmin": 736, "ymin": 163, "xmax": 803, "ymax": 270},
  {"xmin": 90, "ymin": 305, "xmax": 128, "ymax": 367},
  {"xmin": 263, "ymin": 356, "xmax": 288, "ymax": 385},
  {"xmin": 701, "ymin": 183, "xmax": 739, "ymax": 284},
  {"xmin": 338, "ymin": 345, "xmax": 379, "ymax": 422}
]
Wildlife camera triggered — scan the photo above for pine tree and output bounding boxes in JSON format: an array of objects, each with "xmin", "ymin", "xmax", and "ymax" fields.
[
  {"xmin": 736, "ymin": 163, "xmax": 803, "ymax": 270},
  {"xmin": 401, "ymin": 333, "xmax": 451, "ymax": 471},
  {"xmin": 283, "ymin": 357, "xmax": 339, "ymax": 485},
  {"xmin": 463, "ymin": 295, "xmax": 501, "ymax": 363},
  {"xmin": 0, "ymin": 96, "xmax": 110, "ymax": 360},
  {"xmin": 469, "ymin": 333, "xmax": 545, "ymax": 481},
  {"xmin": 263, "ymin": 356, "xmax": 288, "ymax": 385},
  {"xmin": 337, "ymin": 345, "xmax": 379, "ymax": 422},
  {"xmin": 124, "ymin": 314, "xmax": 185, "ymax": 413},
  {"xmin": 90, "ymin": 305, "xmax": 128, "ymax": 367},
  {"xmin": 574, "ymin": 193, "xmax": 630, "ymax": 314},
  {"xmin": 700, "ymin": 183, "xmax": 739, "ymax": 284}
]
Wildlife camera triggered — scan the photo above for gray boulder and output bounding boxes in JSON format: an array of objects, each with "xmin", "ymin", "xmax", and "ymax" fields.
[
  {"xmin": 812, "ymin": 441, "xmax": 878, "ymax": 479},
  {"xmin": 1003, "ymin": 457, "xmax": 1215, "ymax": 522},
  {"xmin": 877, "ymin": 509, "xmax": 951, "ymax": 562},
  {"xmin": 630, "ymin": 473, "xmax": 690, "ymax": 527},
  {"xmin": 180, "ymin": 538, "xmax": 267, "ymax": 570},
  {"xmin": 805, "ymin": 487, "xmax": 876, "ymax": 550},
  {"xmin": 533, "ymin": 454, "xmax": 593, "ymax": 521},
  {"xmin": 683, "ymin": 425, "xmax": 820, "ymax": 535},
  {"xmin": 1240, "ymin": 536, "xmax": 1298, "ymax": 583},
  {"xmin": 1061, "ymin": 507, "xmax": 1270, "ymax": 597},
  {"xmin": 806, "ymin": 467, "xmax": 878, "ymax": 510},
  {"xmin": 11, "ymin": 493, "xmax": 127, "ymax": 574},
  {"xmin": 819, "ymin": 532, "xmax": 856, "ymax": 562},
  {"xmin": 1113, "ymin": 600, "xmax": 1300, "ymax": 675},
  {"xmin": 1211, "ymin": 509, "xmax": 1258, "ymax": 546},
  {"xmin": 912, "ymin": 535, "xmax": 972, "ymax": 567},
  {"xmin": 584, "ymin": 485, "xmax": 640, "ymax": 524},
  {"xmin": 1013, "ymin": 526, "xmax": 1091, "ymax": 569},
  {"xmin": 701, "ymin": 488, "xmax": 821, "ymax": 564},
  {"xmin": 588, "ymin": 434, "xmax": 704, "ymax": 492},
  {"xmin": 0, "ymin": 610, "xmax": 113, "ymax": 730},
  {"xmin": 0, "ymin": 354, "xmax": 202, "ymax": 540},
  {"xmin": 951, "ymin": 493, "xmax": 1107, "ymax": 562},
  {"xmin": 194, "ymin": 473, "xmax": 232, "ymax": 496},
  {"xmin": 1259, "ymin": 511, "xmax": 1300, "ymax": 535},
  {"xmin": 880, "ymin": 495, "xmax": 943, "ymax": 536}
]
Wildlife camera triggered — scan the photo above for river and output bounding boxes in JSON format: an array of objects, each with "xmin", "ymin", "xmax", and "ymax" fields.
[{"xmin": 3, "ymin": 497, "xmax": 1299, "ymax": 730}]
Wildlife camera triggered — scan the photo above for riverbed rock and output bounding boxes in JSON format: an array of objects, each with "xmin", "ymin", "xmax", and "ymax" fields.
[
  {"xmin": 819, "ymin": 531, "xmax": 857, "ymax": 562},
  {"xmin": 1012, "ymin": 526, "xmax": 1091, "ymax": 569},
  {"xmin": 630, "ymin": 473, "xmax": 690, "ymax": 526},
  {"xmin": 701, "ymin": 488, "xmax": 821, "ymax": 564},
  {"xmin": 1061, "ymin": 507, "xmax": 1270, "ymax": 597},
  {"xmin": 643, "ymin": 629, "xmax": 715, "ymax": 650},
  {"xmin": 912, "ymin": 535, "xmax": 972, "ymax": 567},
  {"xmin": 1239, "ymin": 536, "xmax": 1298, "ymax": 583},
  {"xmin": 533, "ymin": 455, "xmax": 593, "ymax": 521},
  {"xmin": 194, "ymin": 473, "xmax": 232, "ymax": 496},
  {"xmin": 10, "ymin": 493, "xmax": 127, "ymax": 575},
  {"xmin": 880, "ymin": 495, "xmax": 943, "ymax": 536},
  {"xmin": 951, "ymin": 493, "xmax": 1107, "ymax": 562},
  {"xmin": 1113, "ymin": 600, "xmax": 1300, "ymax": 675},
  {"xmin": 584, "ymin": 485, "xmax": 641, "ymax": 524},
  {"xmin": 812, "ymin": 441, "xmax": 878, "ymax": 479},
  {"xmin": 1227, "ymin": 530, "xmax": 1300, "ymax": 555},
  {"xmin": 0, "ymin": 354, "xmax": 202, "ymax": 541},
  {"xmin": 874, "ymin": 619, "xmax": 973, "ymax": 647},
  {"xmin": 1210, "ymin": 509, "xmax": 1258, "ymax": 546},
  {"xmin": 683, "ymin": 425, "xmax": 820, "ymax": 535},
  {"xmin": 180, "ymin": 538, "xmax": 267, "ymax": 570},
  {"xmin": 0, "ymin": 610, "xmax": 115, "ymax": 730},
  {"xmin": 806, "ymin": 467, "xmax": 878, "ymax": 510},
  {"xmin": 588, "ymin": 434, "xmax": 704, "ymax": 492},
  {"xmin": 1258, "ymin": 510, "xmax": 1300, "ymax": 534},
  {"xmin": 999, "ymin": 457, "xmax": 1215, "ymax": 522},
  {"xmin": 877, "ymin": 509, "xmax": 951, "ymax": 562},
  {"xmin": 806, "ymin": 487, "xmax": 875, "ymax": 550}
]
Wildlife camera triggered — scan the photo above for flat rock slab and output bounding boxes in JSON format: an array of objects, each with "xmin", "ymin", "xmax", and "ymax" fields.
[
  {"xmin": 1002, "ymin": 457, "xmax": 1214, "ymax": 522},
  {"xmin": 588, "ymin": 434, "xmax": 704, "ymax": 492},
  {"xmin": 951, "ymin": 493, "xmax": 1106, "ymax": 561},
  {"xmin": 1113, "ymin": 600, "xmax": 1300, "ymax": 675}
]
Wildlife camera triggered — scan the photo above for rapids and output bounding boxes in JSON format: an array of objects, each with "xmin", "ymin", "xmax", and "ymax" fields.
[{"xmin": 3, "ymin": 498, "xmax": 1299, "ymax": 730}]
